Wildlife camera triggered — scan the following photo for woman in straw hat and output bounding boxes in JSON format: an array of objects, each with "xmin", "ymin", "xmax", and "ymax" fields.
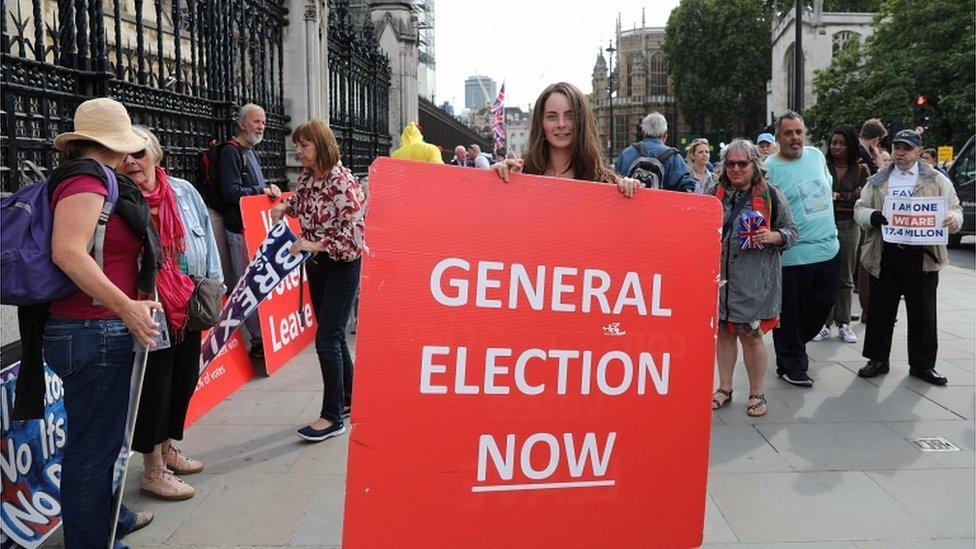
[
  {"xmin": 116, "ymin": 125, "xmax": 222, "ymax": 501},
  {"xmin": 41, "ymin": 97, "xmax": 161, "ymax": 547}
]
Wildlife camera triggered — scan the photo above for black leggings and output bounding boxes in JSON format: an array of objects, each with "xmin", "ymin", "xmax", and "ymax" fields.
[{"xmin": 132, "ymin": 330, "xmax": 202, "ymax": 453}]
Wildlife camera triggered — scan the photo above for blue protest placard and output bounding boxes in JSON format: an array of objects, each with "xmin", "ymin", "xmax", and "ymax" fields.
[
  {"xmin": 200, "ymin": 220, "xmax": 311, "ymax": 374},
  {"xmin": 1, "ymin": 362, "xmax": 67, "ymax": 549}
]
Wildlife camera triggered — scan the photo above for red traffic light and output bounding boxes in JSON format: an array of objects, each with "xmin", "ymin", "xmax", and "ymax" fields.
[{"xmin": 916, "ymin": 95, "xmax": 928, "ymax": 106}]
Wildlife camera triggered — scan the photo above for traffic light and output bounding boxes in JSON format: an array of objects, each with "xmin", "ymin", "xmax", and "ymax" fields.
[{"xmin": 914, "ymin": 95, "xmax": 930, "ymax": 133}]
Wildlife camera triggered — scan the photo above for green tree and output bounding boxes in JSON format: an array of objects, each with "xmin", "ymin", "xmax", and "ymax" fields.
[
  {"xmin": 805, "ymin": 0, "xmax": 975, "ymax": 148},
  {"xmin": 663, "ymin": 0, "xmax": 772, "ymax": 139}
]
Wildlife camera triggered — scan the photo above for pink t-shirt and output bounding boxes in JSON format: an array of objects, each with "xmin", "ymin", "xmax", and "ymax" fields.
[{"xmin": 49, "ymin": 175, "xmax": 143, "ymax": 319}]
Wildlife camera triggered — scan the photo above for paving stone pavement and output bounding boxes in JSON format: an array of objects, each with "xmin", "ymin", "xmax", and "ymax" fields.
[{"xmin": 38, "ymin": 265, "xmax": 974, "ymax": 548}]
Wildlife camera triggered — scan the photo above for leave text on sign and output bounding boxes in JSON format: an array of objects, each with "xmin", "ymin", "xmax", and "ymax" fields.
[
  {"xmin": 267, "ymin": 302, "xmax": 314, "ymax": 352},
  {"xmin": 431, "ymin": 258, "xmax": 672, "ymax": 317}
]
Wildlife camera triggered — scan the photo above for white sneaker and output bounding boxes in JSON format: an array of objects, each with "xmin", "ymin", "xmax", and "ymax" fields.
[
  {"xmin": 839, "ymin": 324, "xmax": 858, "ymax": 343},
  {"xmin": 812, "ymin": 325, "xmax": 831, "ymax": 342}
]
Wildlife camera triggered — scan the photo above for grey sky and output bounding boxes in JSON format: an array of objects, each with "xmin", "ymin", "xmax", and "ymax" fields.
[{"xmin": 435, "ymin": 0, "xmax": 681, "ymax": 112}]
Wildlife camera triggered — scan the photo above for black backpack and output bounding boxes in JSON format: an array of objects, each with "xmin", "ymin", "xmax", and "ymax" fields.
[
  {"xmin": 625, "ymin": 142, "xmax": 677, "ymax": 190},
  {"xmin": 197, "ymin": 138, "xmax": 247, "ymax": 211}
]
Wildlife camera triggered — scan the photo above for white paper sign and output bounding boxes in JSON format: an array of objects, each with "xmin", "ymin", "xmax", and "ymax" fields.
[{"xmin": 881, "ymin": 196, "xmax": 948, "ymax": 245}]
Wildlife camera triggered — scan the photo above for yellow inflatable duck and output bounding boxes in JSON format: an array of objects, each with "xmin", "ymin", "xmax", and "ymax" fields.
[{"xmin": 391, "ymin": 122, "xmax": 444, "ymax": 164}]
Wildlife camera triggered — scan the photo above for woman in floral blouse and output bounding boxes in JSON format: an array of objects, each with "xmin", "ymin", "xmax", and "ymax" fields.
[{"xmin": 270, "ymin": 120, "xmax": 365, "ymax": 442}]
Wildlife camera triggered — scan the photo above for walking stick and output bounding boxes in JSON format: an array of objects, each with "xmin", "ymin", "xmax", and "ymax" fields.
[{"xmin": 107, "ymin": 297, "xmax": 163, "ymax": 548}]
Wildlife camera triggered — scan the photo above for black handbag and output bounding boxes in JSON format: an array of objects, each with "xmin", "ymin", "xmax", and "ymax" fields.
[{"xmin": 186, "ymin": 276, "xmax": 222, "ymax": 331}]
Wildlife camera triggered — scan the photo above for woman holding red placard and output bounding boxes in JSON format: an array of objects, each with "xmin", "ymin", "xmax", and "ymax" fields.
[
  {"xmin": 711, "ymin": 139, "xmax": 797, "ymax": 417},
  {"xmin": 490, "ymin": 82, "xmax": 640, "ymax": 197},
  {"xmin": 270, "ymin": 120, "xmax": 365, "ymax": 442}
]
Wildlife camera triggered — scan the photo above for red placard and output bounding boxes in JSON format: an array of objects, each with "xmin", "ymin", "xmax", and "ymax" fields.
[
  {"xmin": 185, "ymin": 329, "xmax": 252, "ymax": 426},
  {"xmin": 240, "ymin": 193, "xmax": 317, "ymax": 375},
  {"xmin": 344, "ymin": 159, "xmax": 722, "ymax": 548}
]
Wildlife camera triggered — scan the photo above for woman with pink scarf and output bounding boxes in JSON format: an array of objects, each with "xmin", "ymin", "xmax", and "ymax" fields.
[{"xmin": 117, "ymin": 126, "xmax": 223, "ymax": 501}]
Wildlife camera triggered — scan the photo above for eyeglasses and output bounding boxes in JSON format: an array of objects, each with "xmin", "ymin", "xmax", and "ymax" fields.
[
  {"xmin": 725, "ymin": 160, "xmax": 751, "ymax": 170},
  {"xmin": 129, "ymin": 149, "xmax": 147, "ymax": 159},
  {"xmin": 691, "ymin": 138, "xmax": 709, "ymax": 145}
]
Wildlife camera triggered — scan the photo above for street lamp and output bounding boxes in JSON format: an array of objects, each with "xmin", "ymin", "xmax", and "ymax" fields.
[
  {"xmin": 793, "ymin": 0, "xmax": 804, "ymax": 112},
  {"xmin": 606, "ymin": 41, "xmax": 616, "ymax": 157}
]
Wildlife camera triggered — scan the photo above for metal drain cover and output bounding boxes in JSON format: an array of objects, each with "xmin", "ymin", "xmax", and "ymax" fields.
[{"xmin": 908, "ymin": 437, "xmax": 960, "ymax": 452}]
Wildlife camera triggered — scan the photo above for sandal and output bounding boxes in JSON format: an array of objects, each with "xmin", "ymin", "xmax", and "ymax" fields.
[
  {"xmin": 746, "ymin": 394, "xmax": 767, "ymax": 417},
  {"xmin": 712, "ymin": 388, "xmax": 733, "ymax": 410}
]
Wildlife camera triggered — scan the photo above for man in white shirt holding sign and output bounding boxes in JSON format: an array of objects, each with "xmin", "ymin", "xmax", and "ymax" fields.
[{"xmin": 853, "ymin": 129, "xmax": 963, "ymax": 385}]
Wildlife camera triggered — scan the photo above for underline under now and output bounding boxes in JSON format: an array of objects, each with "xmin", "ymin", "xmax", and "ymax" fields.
[{"xmin": 471, "ymin": 480, "xmax": 616, "ymax": 493}]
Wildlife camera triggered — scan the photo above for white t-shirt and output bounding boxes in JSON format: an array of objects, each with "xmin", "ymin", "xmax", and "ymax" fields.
[
  {"xmin": 887, "ymin": 161, "xmax": 919, "ymax": 197},
  {"xmin": 473, "ymin": 154, "xmax": 491, "ymax": 169}
]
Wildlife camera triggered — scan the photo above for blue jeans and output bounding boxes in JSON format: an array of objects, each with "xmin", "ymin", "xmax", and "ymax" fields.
[
  {"xmin": 44, "ymin": 318, "xmax": 134, "ymax": 548},
  {"xmin": 114, "ymin": 504, "xmax": 137, "ymax": 548},
  {"xmin": 306, "ymin": 255, "xmax": 360, "ymax": 423}
]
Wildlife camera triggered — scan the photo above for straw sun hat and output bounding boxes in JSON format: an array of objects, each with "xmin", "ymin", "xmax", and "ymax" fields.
[{"xmin": 52, "ymin": 97, "xmax": 147, "ymax": 154}]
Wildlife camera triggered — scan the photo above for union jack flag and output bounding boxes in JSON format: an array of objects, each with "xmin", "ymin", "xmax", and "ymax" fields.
[
  {"xmin": 737, "ymin": 210, "xmax": 768, "ymax": 250},
  {"xmin": 491, "ymin": 83, "xmax": 506, "ymax": 155}
]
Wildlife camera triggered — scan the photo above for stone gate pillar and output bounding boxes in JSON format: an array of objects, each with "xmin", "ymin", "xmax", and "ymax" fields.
[
  {"xmin": 370, "ymin": 1, "xmax": 418, "ymax": 150},
  {"xmin": 283, "ymin": 0, "xmax": 330, "ymax": 181}
]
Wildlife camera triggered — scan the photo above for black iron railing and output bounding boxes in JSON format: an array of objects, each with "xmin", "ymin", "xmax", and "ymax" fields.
[
  {"xmin": 1, "ymin": 0, "xmax": 289, "ymax": 190},
  {"xmin": 327, "ymin": 0, "xmax": 391, "ymax": 177},
  {"xmin": 418, "ymin": 96, "xmax": 492, "ymax": 163},
  {"xmin": 1, "ymin": 0, "xmax": 391, "ymax": 190}
]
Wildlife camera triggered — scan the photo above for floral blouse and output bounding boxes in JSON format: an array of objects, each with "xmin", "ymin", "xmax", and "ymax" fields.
[{"xmin": 285, "ymin": 163, "xmax": 366, "ymax": 262}]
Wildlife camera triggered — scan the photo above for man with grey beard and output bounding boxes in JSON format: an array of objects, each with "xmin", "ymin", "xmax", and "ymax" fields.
[{"xmin": 217, "ymin": 103, "xmax": 280, "ymax": 359}]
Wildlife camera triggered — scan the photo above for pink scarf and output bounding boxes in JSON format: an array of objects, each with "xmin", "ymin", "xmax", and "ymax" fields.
[{"xmin": 143, "ymin": 166, "xmax": 195, "ymax": 336}]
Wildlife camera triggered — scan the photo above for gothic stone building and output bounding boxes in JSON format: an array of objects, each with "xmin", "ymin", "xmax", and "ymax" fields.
[
  {"xmin": 768, "ymin": 0, "xmax": 875, "ymax": 124},
  {"xmin": 591, "ymin": 20, "xmax": 691, "ymax": 162}
]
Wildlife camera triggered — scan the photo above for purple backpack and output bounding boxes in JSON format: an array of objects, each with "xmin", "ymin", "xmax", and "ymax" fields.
[{"xmin": 1, "ymin": 164, "xmax": 118, "ymax": 306}]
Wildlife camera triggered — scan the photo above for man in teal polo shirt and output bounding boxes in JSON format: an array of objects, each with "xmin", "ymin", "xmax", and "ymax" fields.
[{"xmin": 765, "ymin": 111, "xmax": 841, "ymax": 386}]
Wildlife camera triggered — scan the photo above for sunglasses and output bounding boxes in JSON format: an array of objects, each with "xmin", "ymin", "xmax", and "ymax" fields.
[
  {"xmin": 129, "ymin": 149, "xmax": 147, "ymax": 159},
  {"xmin": 725, "ymin": 160, "xmax": 751, "ymax": 170}
]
